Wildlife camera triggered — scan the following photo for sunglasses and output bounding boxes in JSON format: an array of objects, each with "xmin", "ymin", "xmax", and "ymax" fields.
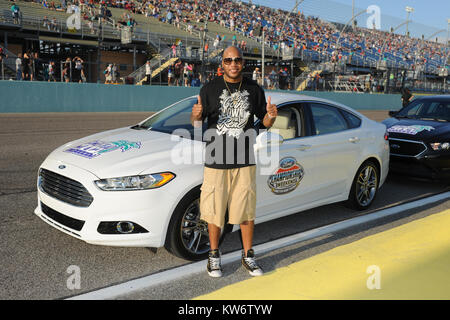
[{"xmin": 223, "ymin": 57, "xmax": 243, "ymax": 65}]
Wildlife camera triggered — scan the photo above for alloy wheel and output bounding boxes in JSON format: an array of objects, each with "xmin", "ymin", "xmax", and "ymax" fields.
[
  {"xmin": 355, "ymin": 165, "xmax": 378, "ymax": 207},
  {"xmin": 180, "ymin": 199, "xmax": 211, "ymax": 255}
]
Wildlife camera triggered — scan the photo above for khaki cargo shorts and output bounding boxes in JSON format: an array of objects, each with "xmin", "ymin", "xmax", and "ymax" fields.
[{"xmin": 199, "ymin": 166, "xmax": 256, "ymax": 228}]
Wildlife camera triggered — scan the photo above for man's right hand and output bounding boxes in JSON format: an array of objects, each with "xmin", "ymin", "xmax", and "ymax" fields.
[
  {"xmin": 192, "ymin": 95, "xmax": 203, "ymax": 119},
  {"xmin": 191, "ymin": 95, "xmax": 203, "ymax": 127}
]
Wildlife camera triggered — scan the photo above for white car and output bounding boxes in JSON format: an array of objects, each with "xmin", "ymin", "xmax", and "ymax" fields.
[{"xmin": 35, "ymin": 92, "xmax": 389, "ymax": 260}]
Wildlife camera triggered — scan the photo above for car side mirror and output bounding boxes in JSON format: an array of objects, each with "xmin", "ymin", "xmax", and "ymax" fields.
[
  {"xmin": 254, "ymin": 131, "xmax": 284, "ymax": 151},
  {"xmin": 388, "ymin": 110, "xmax": 398, "ymax": 117}
]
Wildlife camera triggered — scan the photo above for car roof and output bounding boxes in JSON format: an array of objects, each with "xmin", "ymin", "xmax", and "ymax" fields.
[
  {"xmin": 258, "ymin": 91, "xmax": 366, "ymax": 118},
  {"xmin": 264, "ymin": 91, "xmax": 341, "ymax": 106},
  {"xmin": 415, "ymin": 95, "xmax": 450, "ymax": 100},
  {"xmin": 188, "ymin": 91, "xmax": 365, "ymax": 118}
]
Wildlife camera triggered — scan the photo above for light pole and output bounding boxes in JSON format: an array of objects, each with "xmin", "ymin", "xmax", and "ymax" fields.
[
  {"xmin": 336, "ymin": 9, "xmax": 367, "ymax": 48},
  {"xmin": 97, "ymin": 17, "xmax": 102, "ymax": 83},
  {"xmin": 277, "ymin": 0, "xmax": 303, "ymax": 87},
  {"xmin": 425, "ymin": 29, "xmax": 446, "ymax": 42},
  {"xmin": 277, "ymin": 0, "xmax": 303, "ymax": 58},
  {"xmin": 261, "ymin": 29, "xmax": 265, "ymax": 88},
  {"xmin": 352, "ymin": 0, "xmax": 356, "ymax": 29},
  {"xmin": 447, "ymin": 18, "xmax": 450, "ymax": 47},
  {"xmin": 446, "ymin": 19, "xmax": 450, "ymax": 92},
  {"xmin": 378, "ymin": 20, "xmax": 411, "ymax": 65},
  {"xmin": 405, "ymin": 6, "xmax": 414, "ymax": 37},
  {"xmin": 378, "ymin": 20, "xmax": 412, "ymax": 93},
  {"xmin": 200, "ymin": 0, "xmax": 214, "ymax": 81}
]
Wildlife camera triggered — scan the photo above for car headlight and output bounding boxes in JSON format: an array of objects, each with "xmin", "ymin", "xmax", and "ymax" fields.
[
  {"xmin": 95, "ymin": 172, "xmax": 175, "ymax": 191},
  {"xmin": 430, "ymin": 142, "xmax": 450, "ymax": 151}
]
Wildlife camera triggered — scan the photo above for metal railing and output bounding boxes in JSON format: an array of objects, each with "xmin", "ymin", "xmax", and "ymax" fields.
[{"xmin": 1, "ymin": 7, "xmax": 447, "ymax": 82}]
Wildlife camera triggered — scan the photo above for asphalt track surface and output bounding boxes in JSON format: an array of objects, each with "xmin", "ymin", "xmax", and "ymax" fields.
[{"xmin": 0, "ymin": 111, "xmax": 448, "ymax": 300}]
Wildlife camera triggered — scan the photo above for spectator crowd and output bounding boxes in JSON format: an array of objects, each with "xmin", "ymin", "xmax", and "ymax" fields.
[
  {"xmin": 6, "ymin": 49, "xmax": 87, "ymax": 83},
  {"xmin": 3, "ymin": 0, "xmax": 448, "ymax": 91},
  {"xmin": 10, "ymin": 0, "xmax": 447, "ymax": 71}
]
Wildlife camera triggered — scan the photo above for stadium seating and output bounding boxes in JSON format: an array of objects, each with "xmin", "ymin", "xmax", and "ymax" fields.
[{"xmin": 1, "ymin": 0, "xmax": 447, "ymax": 84}]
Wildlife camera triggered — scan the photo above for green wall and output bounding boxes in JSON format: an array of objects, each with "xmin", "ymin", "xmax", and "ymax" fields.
[{"xmin": 0, "ymin": 80, "xmax": 403, "ymax": 113}]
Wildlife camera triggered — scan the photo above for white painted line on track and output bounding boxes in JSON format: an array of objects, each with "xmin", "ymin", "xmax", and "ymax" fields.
[{"xmin": 66, "ymin": 191, "xmax": 450, "ymax": 300}]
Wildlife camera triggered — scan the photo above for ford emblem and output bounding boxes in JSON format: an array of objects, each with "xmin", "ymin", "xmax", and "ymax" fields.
[{"xmin": 58, "ymin": 165, "xmax": 66, "ymax": 169}]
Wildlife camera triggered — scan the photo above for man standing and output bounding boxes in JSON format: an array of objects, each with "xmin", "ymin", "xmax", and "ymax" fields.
[
  {"xmin": 15, "ymin": 53, "xmax": 22, "ymax": 81},
  {"xmin": 145, "ymin": 60, "xmax": 152, "ymax": 85},
  {"xmin": 400, "ymin": 87, "xmax": 414, "ymax": 108},
  {"xmin": 252, "ymin": 67, "xmax": 261, "ymax": 85},
  {"xmin": 190, "ymin": 46, "xmax": 277, "ymax": 278},
  {"xmin": 48, "ymin": 60, "xmax": 56, "ymax": 82},
  {"xmin": 174, "ymin": 59, "xmax": 183, "ymax": 86},
  {"xmin": 11, "ymin": 2, "xmax": 20, "ymax": 25},
  {"xmin": 0, "ymin": 47, "xmax": 7, "ymax": 80},
  {"xmin": 72, "ymin": 56, "xmax": 84, "ymax": 83}
]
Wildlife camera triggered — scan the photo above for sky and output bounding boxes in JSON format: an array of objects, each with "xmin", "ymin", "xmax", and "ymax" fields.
[{"xmin": 249, "ymin": 0, "xmax": 450, "ymax": 42}]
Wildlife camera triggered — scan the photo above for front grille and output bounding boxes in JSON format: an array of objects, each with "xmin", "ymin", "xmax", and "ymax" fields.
[
  {"xmin": 41, "ymin": 202, "xmax": 85, "ymax": 231},
  {"xmin": 39, "ymin": 169, "xmax": 93, "ymax": 207},
  {"xmin": 389, "ymin": 138, "xmax": 427, "ymax": 157}
]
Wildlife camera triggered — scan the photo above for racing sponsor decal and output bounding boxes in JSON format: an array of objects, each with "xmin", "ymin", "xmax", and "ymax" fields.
[
  {"xmin": 64, "ymin": 140, "xmax": 142, "ymax": 159},
  {"xmin": 387, "ymin": 125, "xmax": 435, "ymax": 135},
  {"xmin": 267, "ymin": 157, "xmax": 304, "ymax": 195}
]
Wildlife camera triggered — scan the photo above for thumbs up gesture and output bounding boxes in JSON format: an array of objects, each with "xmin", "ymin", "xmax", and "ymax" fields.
[
  {"xmin": 266, "ymin": 96, "xmax": 277, "ymax": 119},
  {"xmin": 192, "ymin": 95, "xmax": 203, "ymax": 120},
  {"xmin": 191, "ymin": 95, "xmax": 203, "ymax": 127}
]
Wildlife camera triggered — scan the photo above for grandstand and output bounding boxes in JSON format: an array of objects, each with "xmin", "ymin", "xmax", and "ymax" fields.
[{"xmin": 0, "ymin": 0, "xmax": 448, "ymax": 93}]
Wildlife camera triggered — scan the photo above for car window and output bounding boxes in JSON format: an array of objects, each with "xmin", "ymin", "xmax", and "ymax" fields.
[
  {"xmin": 341, "ymin": 109, "xmax": 361, "ymax": 129},
  {"xmin": 310, "ymin": 103, "xmax": 348, "ymax": 135},
  {"xmin": 268, "ymin": 105, "xmax": 301, "ymax": 140},
  {"xmin": 406, "ymin": 101, "xmax": 426, "ymax": 117},
  {"xmin": 398, "ymin": 99, "xmax": 450, "ymax": 121},
  {"xmin": 424, "ymin": 102, "xmax": 450, "ymax": 120},
  {"xmin": 139, "ymin": 97, "xmax": 199, "ymax": 136}
]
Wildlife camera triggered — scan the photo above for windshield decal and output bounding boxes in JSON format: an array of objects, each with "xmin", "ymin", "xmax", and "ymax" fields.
[
  {"xmin": 64, "ymin": 140, "xmax": 142, "ymax": 159},
  {"xmin": 387, "ymin": 125, "xmax": 435, "ymax": 135},
  {"xmin": 267, "ymin": 157, "xmax": 304, "ymax": 195}
]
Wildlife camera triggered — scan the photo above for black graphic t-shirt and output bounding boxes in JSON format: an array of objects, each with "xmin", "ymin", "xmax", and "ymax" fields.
[{"xmin": 199, "ymin": 76, "xmax": 267, "ymax": 169}]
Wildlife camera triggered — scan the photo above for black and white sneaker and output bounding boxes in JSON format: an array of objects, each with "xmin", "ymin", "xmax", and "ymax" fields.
[
  {"xmin": 241, "ymin": 249, "xmax": 264, "ymax": 276},
  {"xmin": 207, "ymin": 249, "xmax": 223, "ymax": 278}
]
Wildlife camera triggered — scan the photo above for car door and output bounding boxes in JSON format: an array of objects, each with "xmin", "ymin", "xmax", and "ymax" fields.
[
  {"xmin": 305, "ymin": 102, "xmax": 363, "ymax": 199},
  {"xmin": 254, "ymin": 103, "xmax": 318, "ymax": 219}
]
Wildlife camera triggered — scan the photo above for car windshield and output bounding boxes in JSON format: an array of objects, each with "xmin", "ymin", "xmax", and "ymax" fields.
[
  {"xmin": 397, "ymin": 99, "xmax": 450, "ymax": 121},
  {"xmin": 134, "ymin": 97, "xmax": 264, "ymax": 139},
  {"xmin": 134, "ymin": 97, "xmax": 205, "ymax": 138}
]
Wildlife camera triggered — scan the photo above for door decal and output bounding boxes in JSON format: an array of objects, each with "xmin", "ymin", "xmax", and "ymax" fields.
[{"xmin": 267, "ymin": 156, "xmax": 304, "ymax": 195}]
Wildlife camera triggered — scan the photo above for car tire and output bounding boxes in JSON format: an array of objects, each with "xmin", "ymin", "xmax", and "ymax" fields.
[
  {"xmin": 164, "ymin": 186, "xmax": 232, "ymax": 261},
  {"xmin": 346, "ymin": 160, "xmax": 380, "ymax": 210}
]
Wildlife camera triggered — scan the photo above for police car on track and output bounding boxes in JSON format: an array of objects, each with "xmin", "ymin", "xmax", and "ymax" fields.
[{"xmin": 383, "ymin": 95, "xmax": 450, "ymax": 181}]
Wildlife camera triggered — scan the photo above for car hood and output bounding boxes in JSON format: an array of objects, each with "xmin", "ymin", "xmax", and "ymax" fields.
[
  {"xmin": 382, "ymin": 118, "xmax": 450, "ymax": 141},
  {"xmin": 47, "ymin": 127, "xmax": 188, "ymax": 178}
]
